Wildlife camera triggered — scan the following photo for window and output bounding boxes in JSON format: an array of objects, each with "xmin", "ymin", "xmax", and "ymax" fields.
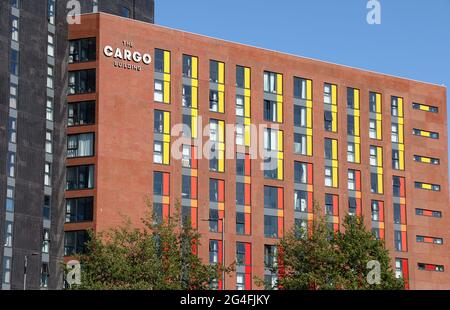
[
  {"xmin": 294, "ymin": 77, "xmax": 308, "ymax": 100},
  {"xmin": 10, "ymin": 84, "xmax": 18, "ymax": 109},
  {"xmin": 210, "ymin": 179, "xmax": 220, "ymax": 202},
  {"xmin": 121, "ymin": 6, "xmax": 131, "ymax": 18},
  {"xmin": 348, "ymin": 197, "xmax": 357, "ymax": 216},
  {"xmin": 64, "ymin": 230, "xmax": 88, "ymax": 256},
  {"xmin": 416, "ymin": 236, "xmax": 443, "ymax": 245},
  {"xmin": 371, "ymin": 200, "xmax": 382, "ymax": 222},
  {"xmin": 47, "ymin": 0, "xmax": 55, "ymax": 24},
  {"xmin": 369, "ymin": 92, "xmax": 377, "ymax": 112},
  {"xmin": 44, "ymin": 162, "xmax": 51, "ymax": 186},
  {"xmin": 418, "ymin": 263, "xmax": 444, "ymax": 272},
  {"xmin": 7, "ymin": 152, "xmax": 15, "ymax": 178},
  {"xmin": 325, "ymin": 194, "xmax": 334, "ymax": 215},
  {"xmin": 69, "ymin": 69, "xmax": 96, "ymax": 94},
  {"xmin": 65, "ymin": 197, "xmax": 93, "ymax": 223},
  {"xmin": 294, "ymin": 161, "xmax": 307, "ymax": 184},
  {"xmin": 391, "ymin": 97, "xmax": 398, "ymax": 116},
  {"xmin": 69, "ymin": 38, "xmax": 97, "ymax": 63},
  {"xmin": 391, "ymin": 123, "xmax": 399, "ymax": 143},
  {"xmin": 370, "ymin": 173, "xmax": 379, "ymax": 193},
  {"xmin": 412, "ymin": 128, "xmax": 439, "ymax": 139},
  {"xmin": 209, "ymin": 240, "xmax": 219, "ymax": 264},
  {"xmin": 236, "ymin": 156, "xmax": 245, "ymax": 176},
  {"xmin": 6, "ymin": 187, "xmax": 14, "ymax": 212},
  {"xmin": 294, "ymin": 190, "xmax": 308, "ymax": 212},
  {"xmin": 181, "ymin": 175, "xmax": 192, "ymax": 199},
  {"xmin": 393, "ymin": 203, "xmax": 401, "ymax": 224},
  {"xmin": 236, "ymin": 212, "xmax": 245, "ymax": 235},
  {"xmin": 324, "ymin": 83, "xmax": 332, "ymax": 104},
  {"xmin": 209, "ymin": 209, "xmax": 220, "ymax": 232},
  {"xmin": 182, "ymin": 145, "xmax": 192, "ymax": 168},
  {"xmin": 210, "ymin": 60, "xmax": 219, "ymax": 83},
  {"xmin": 236, "ymin": 66, "xmax": 245, "ymax": 88},
  {"xmin": 264, "ymin": 186, "xmax": 279, "ymax": 209},
  {"xmin": 3, "ymin": 258, "xmax": 11, "ymax": 284},
  {"xmin": 236, "ymin": 242, "xmax": 246, "ymax": 265},
  {"xmin": 4, "ymin": 222, "xmax": 13, "ymax": 248},
  {"xmin": 67, "ymin": 133, "xmax": 94, "ymax": 158},
  {"xmin": 347, "ymin": 115, "xmax": 355, "ymax": 136},
  {"xmin": 348, "ymin": 170, "xmax": 356, "ymax": 190},
  {"xmin": 40, "ymin": 263, "xmax": 49, "ymax": 288},
  {"xmin": 236, "ymin": 273, "xmax": 245, "ymax": 290},
  {"xmin": 415, "ymin": 208, "xmax": 442, "ymax": 218},
  {"xmin": 294, "ymin": 105, "xmax": 307, "ymax": 127},
  {"xmin": 182, "ymin": 85, "xmax": 192, "ymax": 107},
  {"xmin": 264, "ymin": 215, "xmax": 278, "ymax": 238},
  {"xmin": 369, "ymin": 146, "xmax": 377, "ymax": 166},
  {"xmin": 294, "ymin": 133, "xmax": 307, "ymax": 155},
  {"xmin": 66, "ymin": 165, "xmax": 94, "ymax": 190},
  {"xmin": 415, "ymin": 182, "xmax": 441, "ymax": 191},
  {"xmin": 236, "ymin": 124, "xmax": 244, "ymax": 145},
  {"xmin": 154, "ymin": 110, "xmax": 164, "ymax": 133},
  {"xmin": 153, "ymin": 171, "xmax": 164, "ymax": 196},
  {"xmin": 264, "ymin": 71, "xmax": 277, "ymax": 93},
  {"xmin": 347, "ymin": 142, "xmax": 355, "ymax": 163},
  {"xmin": 154, "ymin": 80, "xmax": 164, "ymax": 102},
  {"xmin": 43, "ymin": 195, "xmax": 51, "ymax": 220},
  {"xmin": 154, "ymin": 49, "xmax": 164, "ymax": 72},
  {"xmin": 10, "ymin": 49, "xmax": 19, "ymax": 76},
  {"xmin": 236, "ymin": 95, "xmax": 244, "ymax": 116},
  {"xmin": 153, "ymin": 203, "xmax": 163, "ymax": 224},
  {"xmin": 68, "ymin": 101, "xmax": 95, "ymax": 126},
  {"xmin": 264, "ymin": 99, "xmax": 277, "ymax": 122},
  {"xmin": 46, "ymin": 98, "xmax": 53, "ymax": 121},
  {"xmin": 413, "ymin": 155, "xmax": 440, "ymax": 165},
  {"xmin": 11, "ymin": 0, "xmax": 19, "ymax": 9},
  {"xmin": 236, "ymin": 182, "xmax": 245, "ymax": 205},
  {"xmin": 11, "ymin": 16, "xmax": 19, "ymax": 42},
  {"xmin": 42, "ymin": 229, "xmax": 50, "ymax": 254},
  {"xmin": 153, "ymin": 141, "xmax": 163, "ymax": 164},
  {"xmin": 183, "ymin": 55, "xmax": 194, "ymax": 78},
  {"xmin": 347, "ymin": 88, "xmax": 354, "ymax": 108},
  {"xmin": 47, "ymin": 34, "xmax": 55, "ymax": 57},
  {"xmin": 394, "ymin": 230, "xmax": 403, "ymax": 251},
  {"xmin": 324, "ymin": 138, "xmax": 333, "ymax": 160},
  {"xmin": 324, "ymin": 167, "xmax": 333, "ymax": 187},
  {"xmin": 412, "ymin": 103, "xmax": 438, "ymax": 113},
  {"xmin": 8, "ymin": 117, "xmax": 17, "ymax": 144},
  {"xmin": 47, "ymin": 65, "xmax": 54, "ymax": 89},
  {"xmin": 369, "ymin": 119, "xmax": 377, "ymax": 139},
  {"xmin": 45, "ymin": 130, "xmax": 53, "ymax": 154},
  {"xmin": 392, "ymin": 150, "xmax": 400, "ymax": 170},
  {"xmin": 182, "ymin": 115, "xmax": 192, "ymax": 137},
  {"xmin": 324, "ymin": 111, "xmax": 333, "ymax": 131}
]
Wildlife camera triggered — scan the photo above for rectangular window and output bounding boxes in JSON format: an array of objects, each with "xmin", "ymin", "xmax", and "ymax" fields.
[
  {"xmin": 181, "ymin": 175, "xmax": 192, "ymax": 199},
  {"xmin": 324, "ymin": 166, "xmax": 333, "ymax": 187},
  {"xmin": 64, "ymin": 230, "xmax": 88, "ymax": 256},
  {"xmin": 45, "ymin": 130, "xmax": 53, "ymax": 154},
  {"xmin": 294, "ymin": 190, "xmax": 308, "ymax": 212},
  {"xmin": 43, "ymin": 195, "xmax": 51, "ymax": 220},
  {"xmin": 391, "ymin": 97, "xmax": 399, "ymax": 116},
  {"xmin": 413, "ymin": 155, "xmax": 440, "ymax": 165},
  {"xmin": 10, "ymin": 49, "xmax": 19, "ymax": 76},
  {"xmin": 47, "ymin": 0, "xmax": 55, "ymax": 24},
  {"xmin": 412, "ymin": 128, "xmax": 439, "ymax": 139},
  {"xmin": 416, "ymin": 236, "xmax": 443, "ymax": 245},
  {"xmin": 3, "ymin": 257, "xmax": 11, "ymax": 284},
  {"xmin": 65, "ymin": 197, "xmax": 94, "ymax": 223},
  {"xmin": 154, "ymin": 80, "xmax": 164, "ymax": 102},
  {"xmin": 370, "ymin": 173, "xmax": 379, "ymax": 194},
  {"xmin": 68, "ymin": 69, "xmax": 96, "ymax": 95},
  {"xmin": 8, "ymin": 117, "xmax": 17, "ymax": 144},
  {"xmin": 66, "ymin": 165, "xmax": 94, "ymax": 190},
  {"xmin": 324, "ymin": 111, "xmax": 333, "ymax": 131},
  {"xmin": 415, "ymin": 182, "xmax": 441, "ymax": 191},
  {"xmin": 412, "ymin": 103, "xmax": 438, "ymax": 113},
  {"xmin": 68, "ymin": 101, "xmax": 95, "ymax": 126},
  {"xmin": 154, "ymin": 48, "xmax": 165, "ymax": 73},
  {"xmin": 44, "ymin": 162, "xmax": 51, "ymax": 186},
  {"xmin": 347, "ymin": 115, "xmax": 355, "ymax": 135},
  {"xmin": 264, "ymin": 71, "xmax": 277, "ymax": 94},
  {"xmin": 391, "ymin": 123, "xmax": 399, "ymax": 143},
  {"xmin": 418, "ymin": 263, "xmax": 444, "ymax": 272},
  {"xmin": 347, "ymin": 142, "xmax": 355, "ymax": 163},
  {"xmin": 394, "ymin": 230, "xmax": 403, "ymax": 251},
  {"xmin": 10, "ymin": 84, "xmax": 18, "ymax": 109},
  {"xmin": 415, "ymin": 208, "xmax": 442, "ymax": 218},
  {"xmin": 69, "ymin": 38, "xmax": 97, "ymax": 63},
  {"xmin": 153, "ymin": 141, "xmax": 163, "ymax": 164},
  {"xmin": 294, "ymin": 133, "xmax": 307, "ymax": 155},
  {"xmin": 11, "ymin": 16, "xmax": 19, "ymax": 42},
  {"xmin": 11, "ymin": 0, "xmax": 19, "ymax": 9},
  {"xmin": 324, "ymin": 138, "xmax": 333, "ymax": 160},
  {"xmin": 121, "ymin": 6, "xmax": 131, "ymax": 18},
  {"xmin": 236, "ymin": 212, "xmax": 245, "ymax": 235},
  {"xmin": 264, "ymin": 245, "xmax": 277, "ymax": 269},
  {"xmin": 47, "ymin": 65, "xmax": 54, "ymax": 89},
  {"xmin": 369, "ymin": 119, "xmax": 377, "ymax": 139},
  {"xmin": 325, "ymin": 194, "xmax": 337, "ymax": 216},
  {"xmin": 294, "ymin": 77, "xmax": 309, "ymax": 100},
  {"xmin": 236, "ymin": 65, "xmax": 245, "ymax": 88},
  {"xmin": 40, "ymin": 263, "xmax": 49, "ymax": 288},
  {"xmin": 182, "ymin": 85, "xmax": 192, "ymax": 107},
  {"xmin": 348, "ymin": 170, "xmax": 356, "ymax": 190},
  {"xmin": 264, "ymin": 99, "xmax": 277, "ymax": 122},
  {"xmin": 264, "ymin": 215, "xmax": 278, "ymax": 238},
  {"xmin": 7, "ymin": 152, "xmax": 15, "ymax": 178},
  {"xmin": 294, "ymin": 105, "xmax": 307, "ymax": 127},
  {"xmin": 324, "ymin": 83, "xmax": 332, "ymax": 104},
  {"xmin": 42, "ymin": 229, "xmax": 50, "ymax": 254},
  {"xmin": 371, "ymin": 200, "xmax": 383, "ymax": 222},
  {"xmin": 47, "ymin": 34, "xmax": 55, "ymax": 57},
  {"xmin": 209, "ymin": 240, "xmax": 219, "ymax": 264},
  {"xmin": 4, "ymin": 221, "xmax": 13, "ymax": 248},
  {"xmin": 46, "ymin": 98, "xmax": 53, "ymax": 121},
  {"xmin": 264, "ymin": 186, "xmax": 279, "ymax": 209},
  {"xmin": 236, "ymin": 95, "xmax": 244, "ymax": 117},
  {"xmin": 67, "ymin": 133, "xmax": 94, "ymax": 158},
  {"xmin": 182, "ymin": 145, "xmax": 192, "ymax": 168},
  {"xmin": 6, "ymin": 186, "xmax": 14, "ymax": 212}
]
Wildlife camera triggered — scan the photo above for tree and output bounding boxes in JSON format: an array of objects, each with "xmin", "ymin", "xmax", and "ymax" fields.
[
  {"xmin": 68, "ymin": 203, "xmax": 223, "ymax": 290},
  {"xmin": 272, "ymin": 203, "xmax": 404, "ymax": 290}
]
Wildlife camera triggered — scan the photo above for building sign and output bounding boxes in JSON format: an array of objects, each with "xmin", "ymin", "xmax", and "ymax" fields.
[{"xmin": 103, "ymin": 41, "xmax": 151, "ymax": 71}]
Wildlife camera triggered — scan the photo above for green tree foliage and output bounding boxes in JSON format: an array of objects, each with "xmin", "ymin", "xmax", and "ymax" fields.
[
  {"xmin": 68, "ymin": 204, "xmax": 222, "ymax": 290},
  {"xmin": 272, "ymin": 204, "xmax": 404, "ymax": 290}
]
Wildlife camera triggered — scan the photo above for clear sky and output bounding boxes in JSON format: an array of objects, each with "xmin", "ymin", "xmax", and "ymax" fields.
[{"xmin": 155, "ymin": 0, "xmax": 450, "ymax": 173}]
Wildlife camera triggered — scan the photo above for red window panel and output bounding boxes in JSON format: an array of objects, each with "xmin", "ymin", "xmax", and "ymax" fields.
[
  {"xmin": 163, "ymin": 173, "xmax": 170, "ymax": 196},
  {"xmin": 277, "ymin": 245, "xmax": 285, "ymax": 282},
  {"xmin": 217, "ymin": 179, "xmax": 225, "ymax": 202},
  {"xmin": 307, "ymin": 192, "xmax": 313, "ymax": 213},
  {"xmin": 379, "ymin": 228, "xmax": 385, "ymax": 240},
  {"xmin": 399, "ymin": 177, "xmax": 406, "ymax": 198},
  {"xmin": 333, "ymin": 223, "xmax": 339, "ymax": 233},
  {"xmin": 332, "ymin": 195, "xmax": 339, "ymax": 216},
  {"xmin": 423, "ymin": 237, "xmax": 434, "ymax": 243},
  {"xmin": 278, "ymin": 217, "xmax": 284, "ymax": 238},
  {"xmin": 245, "ymin": 154, "xmax": 251, "ymax": 176},
  {"xmin": 218, "ymin": 211, "xmax": 224, "ymax": 233},
  {"xmin": 244, "ymin": 183, "xmax": 251, "ymax": 205},
  {"xmin": 379, "ymin": 201, "xmax": 385, "ymax": 222},
  {"xmin": 191, "ymin": 239, "xmax": 198, "ymax": 255},
  {"xmin": 425, "ymin": 264, "xmax": 436, "ymax": 271},
  {"xmin": 162, "ymin": 204, "xmax": 169, "ymax": 221},
  {"xmin": 401, "ymin": 231, "xmax": 408, "ymax": 251},
  {"xmin": 307, "ymin": 163, "xmax": 313, "ymax": 185},
  {"xmin": 400, "ymin": 204, "xmax": 407, "ymax": 225},
  {"xmin": 402, "ymin": 259, "xmax": 409, "ymax": 289},
  {"xmin": 191, "ymin": 207, "xmax": 197, "ymax": 229},
  {"xmin": 191, "ymin": 145, "xmax": 198, "ymax": 169},
  {"xmin": 244, "ymin": 213, "xmax": 251, "ymax": 235},
  {"xmin": 277, "ymin": 187, "xmax": 284, "ymax": 210},
  {"xmin": 423, "ymin": 209, "xmax": 433, "ymax": 216},
  {"xmin": 356, "ymin": 198, "xmax": 362, "ymax": 216},
  {"xmin": 191, "ymin": 176, "xmax": 197, "ymax": 199},
  {"xmin": 355, "ymin": 170, "xmax": 361, "ymax": 191}
]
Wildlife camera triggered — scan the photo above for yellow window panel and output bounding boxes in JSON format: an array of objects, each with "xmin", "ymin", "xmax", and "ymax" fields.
[
  {"xmin": 331, "ymin": 84, "xmax": 337, "ymax": 105},
  {"xmin": 306, "ymin": 108, "xmax": 312, "ymax": 128},
  {"xmin": 332, "ymin": 112, "xmax": 338, "ymax": 132},
  {"xmin": 421, "ymin": 157, "xmax": 431, "ymax": 164},
  {"xmin": 244, "ymin": 125, "xmax": 251, "ymax": 147},
  {"xmin": 355, "ymin": 143, "xmax": 361, "ymax": 163},
  {"xmin": 422, "ymin": 183, "xmax": 432, "ymax": 190},
  {"xmin": 191, "ymin": 78, "xmax": 198, "ymax": 88},
  {"xmin": 192, "ymin": 86, "xmax": 198, "ymax": 108},
  {"xmin": 163, "ymin": 112, "xmax": 170, "ymax": 134},
  {"xmin": 376, "ymin": 147, "xmax": 383, "ymax": 167},
  {"xmin": 332, "ymin": 167, "xmax": 338, "ymax": 187},
  {"xmin": 399, "ymin": 151, "xmax": 405, "ymax": 170},
  {"xmin": 164, "ymin": 51, "xmax": 171, "ymax": 74},
  {"xmin": 354, "ymin": 89, "xmax": 360, "ymax": 110},
  {"xmin": 306, "ymin": 80, "xmax": 312, "ymax": 101},
  {"xmin": 218, "ymin": 91, "xmax": 225, "ymax": 113},
  {"xmin": 163, "ymin": 142, "xmax": 170, "ymax": 165},
  {"xmin": 332, "ymin": 139, "xmax": 338, "ymax": 160},
  {"xmin": 192, "ymin": 56, "xmax": 198, "ymax": 79},
  {"xmin": 376, "ymin": 93, "xmax": 382, "ymax": 113},
  {"xmin": 398, "ymin": 97, "xmax": 404, "ymax": 117},
  {"xmin": 244, "ymin": 96, "xmax": 251, "ymax": 118},
  {"xmin": 163, "ymin": 73, "xmax": 171, "ymax": 82},
  {"xmin": 376, "ymin": 120, "xmax": 382, "ymax": 140},
  {"xmin": 420, "ymin": 105, "xmax": 430, "ymax": 111},
  {"xmin": 307, "ymin": 135, "xmax": 313, "ymax": 156},
  {"xmin": 377, "ymin": 174, "xmax": 384, "ymax": 194},
  {"xmin": 218, "ymin": 62, "xmax": 225, "ymax": 84},
  {"xmin": 244, "ymin": 67, "xmax": 251, "ymax": 89},
  {"xmin": 163, "ymin": 81, "xmax": 170, "ymax": 103},
  {"xmin": 354, "ymin": 115, "xmax": 360, "ymax": 136},
  {"xmin": 218, "ymin": 121, "xmax": 225, "ymax": 142},
  {"xmin": 421, "ymin": 130, "xmax": 430, "ymax": 137},
  {"xmin": 218, "ymin": 154, "xmax": 224, "ymax": 172},
  {"xmin": 277, "ymin": 74, "xmax": 283, "ymax": 95},
  {"xmin": 191, "ymin": 115, "xmax": 197, "ymax": 139},
  {"xmin": 277, "ymin": 101, "xmax": 283, "ymax": 123},
  {"xmin": 277, "ymin": 130, "xmax": 284, "ymax": 151},
  {"xmin": 399, "ymin": 124, "xmax": 404, "ymax": 143},
  {"xmin": 277, "ymin": 159, "xmax": 283, "ymax": 180}
]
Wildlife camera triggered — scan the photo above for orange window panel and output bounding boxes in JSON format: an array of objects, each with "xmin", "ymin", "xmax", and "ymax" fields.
[
  {"xmin": 218, "ymin": 180, "xmax": 225, "ymax": 202},
  {"xmin": 244, "ymin": 183, "xmax": 251, "ymax": 205},
  {"xmin": 277, "ymin": 187, "xmax": 284, "ymax": 210},
  {"xmin": 191, "ymin": 176, "xmax": 198, "ymax": 199},
  {"xmin": 163, "ymin": 172, "xmax": 170, "ymax": 196},
  {"xmin": 355, "ymin": 170, "xmax": 361, "ymax": 191},
  {"xmin": 379, "ymin": 201, "xmax": 385, "ymax": 221},
  {"xmin": 244, "ymin": 214, "xmax": 251, "ymax": 235},
  {"xmin": 400, "ymin": 204, "xmax": 407, "ymax": 225},
  {"xmin": 307, "ymin": 163, "xmax": 313, "ymax": 185},
  {"xmin": 399, "ymin": 177, "xmax": 406, "ymax": 198},
  {"xmin": 245, "ymin": 154, "xmax": 251, "ymax": 176},
  {"xmin": 307, "ymin": 192, "xmax": 313, "ymax": 213},
  {"xmin": 191, "ymin": 146, "xmax": 198, "ymax": 169},
  {"xmin": 191, "ymin": 208, "xmax": 197, "ymax": 229},
  {"xmin": 332, "ymin": 195, "xmax": 339, "ymax": 216},
  {"xmin": 401, "ymin": 232, "xmax": 408, "ymax": 251}
]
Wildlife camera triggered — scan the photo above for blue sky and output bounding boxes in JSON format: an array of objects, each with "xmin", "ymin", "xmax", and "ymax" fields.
[{"xmin": 156, "ymin": 0, "xmax": 450, "ymax": 170}]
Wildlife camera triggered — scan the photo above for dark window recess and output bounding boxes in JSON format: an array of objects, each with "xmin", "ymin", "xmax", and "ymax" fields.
[
  {"xmin": 236, "ymin": 66, "xmax": 245, "ymax": 88},
  {"xmin": 68, "ymin": 101, "xmax": 95, "ymax": 126},
  {"xmin": 154, "ymin": 48, "xmax": 165, "ymax": 72},
  {"xmin": 64, "ymin": 230, "xmax": 89, "ymax": 256},
  {"xmin": 264, "ymin": 186, "xmax": 278, "ymax": 209},
  {"xmin": 66, "ymin": 165, "xmax": 94, "ymax": 190},
  {"xmin": 69, "ymin": 69, "xmax": 96, "ymax": 95},
  {"xmin": 324, "ymin": 111, "xmax": 333, "ymax": 131},
  {"xmin": 153, "ymin": 172, "xmax": 163, "ymax": 195},
  {"xmin": 69, "ymin": 38, "xmax": 96, "ymax": 63},
  {"xmin": 65, "ymin": 197, "xmax": 94, "ymax": 223}
]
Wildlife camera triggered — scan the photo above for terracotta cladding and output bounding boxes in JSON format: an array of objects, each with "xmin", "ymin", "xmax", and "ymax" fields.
[{"xmin": 67, "ymin": 13, "xmax": 450, "ymax": 289}]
